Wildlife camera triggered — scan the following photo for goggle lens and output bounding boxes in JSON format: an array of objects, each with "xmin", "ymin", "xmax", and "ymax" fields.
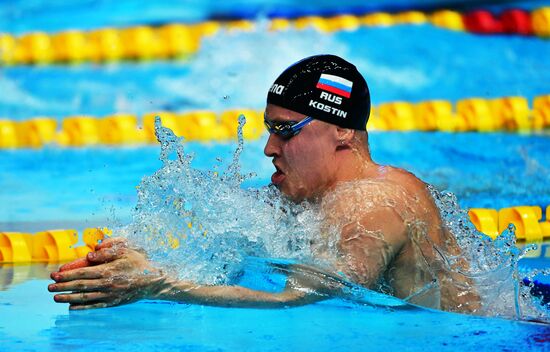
[{"xmin": 264, "ymin": 116, "xmax": 314, "ymax": 140}]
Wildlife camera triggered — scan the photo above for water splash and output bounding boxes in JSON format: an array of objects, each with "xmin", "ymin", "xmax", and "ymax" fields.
[
  {"xmin": 429, "ymin": 186, "xmax": 549, "ymax": 322},
  {"xmin": 117, "ymin": 117, "xmax": 549, "ymax": 321},
  {"xmin": 119, "ymin": 115, "xmax": 327, "ymax": 285}
]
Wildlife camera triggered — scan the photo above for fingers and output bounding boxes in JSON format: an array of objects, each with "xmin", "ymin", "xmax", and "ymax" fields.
[
  {"xmin": 54, "ymin": 291, "xmax": 111, "ymax": 304},
  {"xmin": 87, "ymin": 247, "xmax": 122, "ymax": 264},
  {"xmin": 69, "ymin": 302, "xmax": 111, "ymax": 310},
  {"xmin": 95, "ymin": 237, "xmax": 127, "ymax": 251},
  {"xmin": 48, "ymin": 279, "xmax": 107, "ymax": 293},
  {"xmin": 52, "ymin": 240, "xmax": 127, "ymax": 280},
  {"xmin": 51, "ymin": 266, "xmax": 104, "ymax": 282},
  {"xmin": 59, "ymin": 257, "xmax": 90, "ymax": 272}
]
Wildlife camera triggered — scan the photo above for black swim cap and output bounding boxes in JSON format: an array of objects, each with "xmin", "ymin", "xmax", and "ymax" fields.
[{"xmin": 266, "ymin": 54, "xmax": 370, "ymax": 130}]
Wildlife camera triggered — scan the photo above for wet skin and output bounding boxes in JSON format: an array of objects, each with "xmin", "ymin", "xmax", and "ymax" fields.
[{"xmin": 49, "ymin": 104, "xmax": 480, "ymax": 312}]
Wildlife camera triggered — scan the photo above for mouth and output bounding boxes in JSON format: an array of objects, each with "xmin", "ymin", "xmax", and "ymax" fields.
[{"xmin": 271, "ymin": 163, "xmax": 286, "ymax": 186}]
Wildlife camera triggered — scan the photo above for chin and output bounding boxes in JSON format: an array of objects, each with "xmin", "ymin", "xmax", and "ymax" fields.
[{"xmin": 282, "ymin": 187, "xmax": 308, "ymax": 204}]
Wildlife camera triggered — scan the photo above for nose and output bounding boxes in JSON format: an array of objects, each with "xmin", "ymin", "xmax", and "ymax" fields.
[{"xmin": 264, "ymin": 132, "xmax": 282, "ymax": 158}]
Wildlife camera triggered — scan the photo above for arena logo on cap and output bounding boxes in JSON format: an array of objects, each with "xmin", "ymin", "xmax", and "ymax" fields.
[
  {"xmin": 269, "ymin": 84, "xmax": 285, "ymax": 95},
  {"xmin": 316, "ymin": 74, "xmax": 353, "ymax": 98}
]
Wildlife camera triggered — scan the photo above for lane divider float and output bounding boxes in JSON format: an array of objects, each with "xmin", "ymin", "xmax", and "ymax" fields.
[
  {"xmin": 0, "ymin": 228, "xmax": 107, "ymax": 264},
  {"xmin": 1, "ymin": 94, "xmax": 549, "ymax": 149},
  {"xmin": 0, "ymin": 204, "xmax": 548, "ymax": 265},
  {"xmin": 1, "ymin": 7, "xmax": 549, "ymax": 66},
  {"xmin": 0, "ymin": 109, "xmax": 265, "ymax": 148},
  {"xmin": 469, "ymin": 205, "xmax": 550, "ymax": 259},
  {"xmin": 370, "ymin": 95, "xmax": 550, "ymax": 132},
  {"xmin": 469, "ymin": 205, "xmax": 550, "ymax": 243}
]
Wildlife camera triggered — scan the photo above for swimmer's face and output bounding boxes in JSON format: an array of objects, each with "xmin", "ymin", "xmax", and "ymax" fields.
[{"xmin": 264, "ymin": 104, "xmax": 341, "ymax": 202}]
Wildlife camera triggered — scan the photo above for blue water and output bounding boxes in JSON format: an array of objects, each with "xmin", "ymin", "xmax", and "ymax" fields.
[
  {"xmin": 2, "ymin": 26, "xmax": 550, "ymax": 119},
  {"xmin": 1, "ymin": 267, "xmax": 549, "ymax": 351},
  {"xmin": 1, "ymin": 20, "xmax": 549, "ymax": 225},
  {"xmin": 1, "ymin": 0, "xmax": 549, "ymax": 34},
  {"xmin": 0, "ymin": 132, "xmax": 548, "ymax": 226}
]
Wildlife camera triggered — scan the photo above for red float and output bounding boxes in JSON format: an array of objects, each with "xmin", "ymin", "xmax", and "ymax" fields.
[
  {"xmin": 500, "ymin": 9, "xmax": 533, "ymax": 35},
  {"xmin": 463, "ymin": 10, "xmax": 503, "ymax": 34}
]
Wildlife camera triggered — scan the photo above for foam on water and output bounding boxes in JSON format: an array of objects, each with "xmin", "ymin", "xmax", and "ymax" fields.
[
  {"xmin": 119, "ymin": 115, "xmax": 329, "ymax": 285},
  {"xmin": 156, "ymin": 23, "xmax": 348, "ymax": 113},
  {"xmin": 117, "ymin": 118, "xmax": 549, "ymax": 322},
  {"xmin": 429, "ymin": 188, "xmax": 549, "ymax": 321}
]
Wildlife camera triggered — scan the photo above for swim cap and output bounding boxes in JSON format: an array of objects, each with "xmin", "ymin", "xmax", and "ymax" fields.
[{"xmin": 266, "ymin": 54, "xmax": 370, "ymax": 130}]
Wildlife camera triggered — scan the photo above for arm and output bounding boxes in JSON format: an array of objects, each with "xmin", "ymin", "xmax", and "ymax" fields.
[
  {"xmin": 335, "ymin": 206, "xmax": 408, "ymax": 289},
  {"xmin": 154, "ymin": 275, "xmax": 326, "ymax": 308},
  {"xmin": 434, "ymin": 227, "xmax": 483, "ymax": 313},
  {"xmin": 49, "ymin": 239, "xmax": 332, "ymax": 310}
]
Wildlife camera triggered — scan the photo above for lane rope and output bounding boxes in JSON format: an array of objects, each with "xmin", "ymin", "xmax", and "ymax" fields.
[
  {"xmin": 1, "ymin": 7, "xmax": 549, "ymax": 66},
  {"xmin": 1, "ymin": 204, "xmax": 549, "ymax": 265},
  {"xmin": 1, "ymin": 94, "xmax": 549, "ymax": 149}
]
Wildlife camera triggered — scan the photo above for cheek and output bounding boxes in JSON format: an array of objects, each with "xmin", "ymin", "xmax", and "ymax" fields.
[{"xmin": 284, "ymin": 141, "xmax": 330, "ymax": 182}]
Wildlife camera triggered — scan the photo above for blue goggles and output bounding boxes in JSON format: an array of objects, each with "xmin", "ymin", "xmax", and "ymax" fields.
[{"xmin": 264, "ymin": 115, "xmax": 314, "ymax": 140}]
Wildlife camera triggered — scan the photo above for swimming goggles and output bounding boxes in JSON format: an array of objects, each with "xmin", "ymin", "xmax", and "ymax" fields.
[{"xmin": 263, "ymin": 115, "xmax": 314, "ymax": 140}]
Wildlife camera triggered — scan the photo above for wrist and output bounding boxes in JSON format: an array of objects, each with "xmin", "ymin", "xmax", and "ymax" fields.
[{"xmin": 143, "ymin": 268, "xmax": 172, "ymax": 300}]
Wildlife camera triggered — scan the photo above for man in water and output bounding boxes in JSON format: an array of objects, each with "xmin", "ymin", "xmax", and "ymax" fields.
[{"xmin": 49, "ymin": 55, "xmax": 479, "ymax": 312}]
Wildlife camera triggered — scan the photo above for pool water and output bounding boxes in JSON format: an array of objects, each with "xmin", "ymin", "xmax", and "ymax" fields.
[
  {"xmin": 1, "ymin": 132, "xmax": 548, "ymax": 228},
  {"xmin": 1, "ymin": 264, "xmax": 550, "ymax": 351},
  {"xmin": 1, "ymin": 0, "xmax": 550, "ymax": 351}
]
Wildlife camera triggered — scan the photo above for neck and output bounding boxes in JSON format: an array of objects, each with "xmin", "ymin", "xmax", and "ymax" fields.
[
  {"xmin": 337, "ymin": 143, "xmax": 378, "ymax": 180},
  {"xmin": 312, "ymin": 145, "xmax": 378, "ymax": 203}
]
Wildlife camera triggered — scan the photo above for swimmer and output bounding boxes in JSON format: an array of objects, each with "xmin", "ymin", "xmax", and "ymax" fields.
[{"xmin": 48, "ymin": 55, "xmax": 480, "ymax": 312}]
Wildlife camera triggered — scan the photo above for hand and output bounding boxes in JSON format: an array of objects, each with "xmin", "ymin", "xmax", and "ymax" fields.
[
  {"xmin": 48, "ymin": 238, "xmax": 166, "ymax": 310},
  {"xmin": 56, "ymin": 237, "xmax": 129, "ymax": 272}
]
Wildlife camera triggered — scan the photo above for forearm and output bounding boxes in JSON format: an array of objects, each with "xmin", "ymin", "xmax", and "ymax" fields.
[
  {"xmin": 439, "ymin": 274, "xmax": 482, "ymax": 313},
  {"xmin": 150, "ymin": 276, "xmax": 328, "ymax": 308}
]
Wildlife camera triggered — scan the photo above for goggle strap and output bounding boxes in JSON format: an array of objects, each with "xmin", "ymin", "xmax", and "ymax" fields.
[{"xmin": 290, "ymin": 116, "xmax": 313, "ymax": 132}]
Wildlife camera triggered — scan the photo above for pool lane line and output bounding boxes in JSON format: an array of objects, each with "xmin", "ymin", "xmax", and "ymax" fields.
[
  {"xmin": 1, "ymin": 94, "xmax": 549, "ymax": 149},
  {"xmin": 1, "ymin": 205, "xmax": 550, "ymax": 264},
  {"xmin": 469, "ymin": 205, "xmax": 550, "ymax": 243},
  {"xmin": 0, "ymin": 228, "xmax": 108, "ymax": 264},
  {"xmin": 0, "ymin": 7, "xmax": 549, "ymax": 66}
]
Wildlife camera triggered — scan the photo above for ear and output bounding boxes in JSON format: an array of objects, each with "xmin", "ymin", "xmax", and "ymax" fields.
[{"xmin": 335, "ymin": 127, "xmax": 355, "ymax": 149}]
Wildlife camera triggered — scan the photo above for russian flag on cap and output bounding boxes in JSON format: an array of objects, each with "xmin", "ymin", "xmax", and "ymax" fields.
[{"xmin": 316, "ymin": 73, "xmax": 353, "ymax": 98}]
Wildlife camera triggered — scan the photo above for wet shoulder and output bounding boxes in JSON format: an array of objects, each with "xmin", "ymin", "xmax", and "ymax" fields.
[
  {"xmin": 383, "ymin": 166, "xmax": 442, "ymax": 220},
  {"xmin": 321, "ymin": 166, "xmax": 438, "ymax": 225},
  {"xmin": 384, "ymin": 166, "xmax": 429, "ymax": 197},
  {"xmin": 321, "ymin": 177, "xmax": 410, "ymax": 224},
  {"xmin": 384, "ymin": 167, "xmax": 448, "ymax": 247}
]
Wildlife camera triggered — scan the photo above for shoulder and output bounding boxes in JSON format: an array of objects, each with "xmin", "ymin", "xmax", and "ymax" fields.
[
  {"xmin": 381, "ymin": 166, "xmax": 439, "ymax": 214},
  {"xmin": 322, "ymin": 179, "xmax": 410, "ymax": 260},
  {"xmin": 383, "ymin": 167, "xmax": 447, "ymax": 245},
  {"xmin": 321, "ymin": 166, "xmax": 440, "ymax": 227},
  {"xmin": 320, "ymin": 177, "xmax": 410, "ymax": 235},
  {"xmin": 324, "ymin": 168, "xmax": 429, "ymax": 214},
  {"xmin": 321, "ymin": 178, "xmax": 402, "ymax": 216},
  {"xmin": 385, "ymin": 166, "xmax": 429, "ymax": 195}
]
